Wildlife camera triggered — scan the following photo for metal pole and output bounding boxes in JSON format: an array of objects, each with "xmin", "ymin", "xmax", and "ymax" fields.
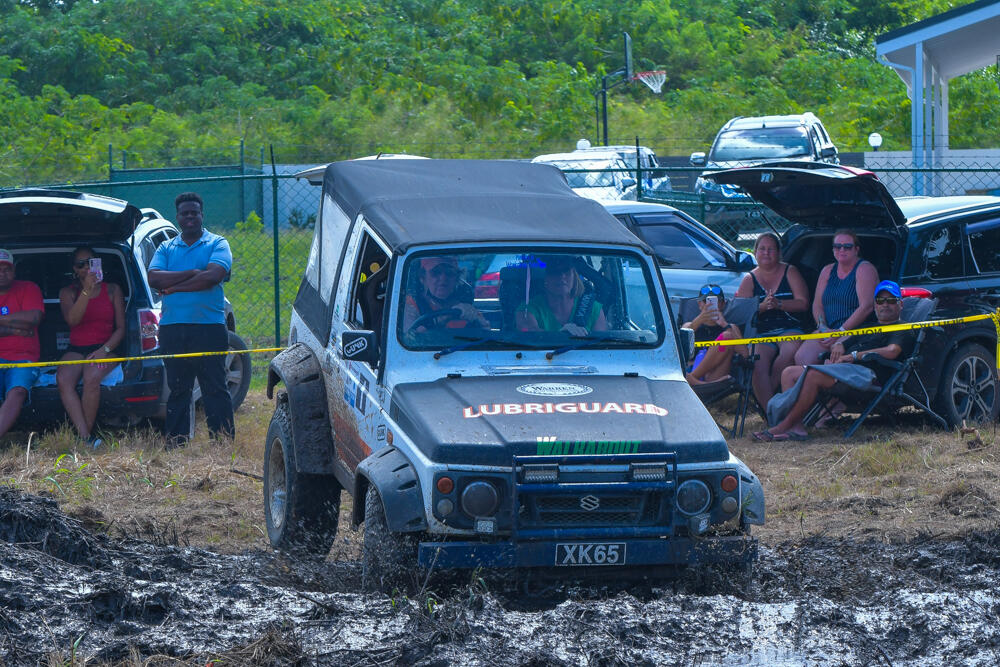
[
  {"xmin": 635, "ymin": 135, "xmax": 643, "ymax": 199},
  {"xmin": 269, "ymin": 145, "xmax": 281, "ymax": 347},
  {"xmin": 601, "ymin": 75, "xmax": 609, "ymax": 146},
  {"xmin": 108, "ymin": 144, "xmax": 113, "ymax": 180},
  {"xmin": 239, "ymin": 139, "xmax": 246, "ymax": 223}
]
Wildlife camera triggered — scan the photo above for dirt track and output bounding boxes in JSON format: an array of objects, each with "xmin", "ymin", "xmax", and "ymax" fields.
[{"xmin": 2, "ymin": 485, "xmax": 999, "ymax": 665}]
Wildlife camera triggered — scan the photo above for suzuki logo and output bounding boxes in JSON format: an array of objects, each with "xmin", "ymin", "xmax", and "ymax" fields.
[
  {"xmin": 760, "ymin": 172, "xmax": 773, "ymax": 183},
  {"xmin": 580, "ymin": 495, "xmax": 600, "ymax": 511}
]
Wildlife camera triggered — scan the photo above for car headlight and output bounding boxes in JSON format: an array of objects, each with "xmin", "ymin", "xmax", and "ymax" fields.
[
  {"xmin": 676, "ymin": 479, "xmax": 711, "ymax": 516},
  {"xmin": 461, "ymin": 481, "xmax": 499, "ymax": 517}
]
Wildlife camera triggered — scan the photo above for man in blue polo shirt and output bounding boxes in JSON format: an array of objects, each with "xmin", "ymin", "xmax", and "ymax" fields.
[{"xmin": 148, "ymin": 192, "xmax": 234, "ymax": 444}]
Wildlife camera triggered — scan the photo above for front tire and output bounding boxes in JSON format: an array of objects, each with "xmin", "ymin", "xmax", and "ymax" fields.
[
  {"xmin": 263, "ymin": 401, "xmax": 341, "ymax": 557},
  {"xmin": 362, "ymin": 485, "xmax": 418, "ymax": 593},
  {"xmin": 936, "ymin": 342, "xmax": 999, "ymax": 427}
]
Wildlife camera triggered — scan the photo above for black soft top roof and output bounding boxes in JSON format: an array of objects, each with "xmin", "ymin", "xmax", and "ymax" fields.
[{"xmin": 321, "ymin": 159, "xmax": 650, "ymax": 253}]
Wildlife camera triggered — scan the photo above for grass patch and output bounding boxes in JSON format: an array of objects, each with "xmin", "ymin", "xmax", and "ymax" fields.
[{"xmin": 850, "ymin": 438, "xmax": 921, "ymax": 477}]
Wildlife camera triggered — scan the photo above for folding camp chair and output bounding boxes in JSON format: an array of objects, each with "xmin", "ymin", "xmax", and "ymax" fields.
[
  {"xmin": 678, "ymin": 296, "xmax": 760, "ymax": 438},
  {"xmin": 805, "ymin": 297, "xmax": 948, "ymax": 438}
]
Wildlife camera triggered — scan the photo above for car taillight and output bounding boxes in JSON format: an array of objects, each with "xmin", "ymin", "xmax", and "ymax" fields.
[
  {"xmin": 138, "ymin": 309, "xmax": 159, "ymax": 351},
  {"xmin": 900, "ymin": 287, "xmax": 933, "ymax": 298}
]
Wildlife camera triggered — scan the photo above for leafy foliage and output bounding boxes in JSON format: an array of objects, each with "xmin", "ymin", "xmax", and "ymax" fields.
[{"xmin": 0, "ymin": 0, "xmax": 995, "ymax": 185}]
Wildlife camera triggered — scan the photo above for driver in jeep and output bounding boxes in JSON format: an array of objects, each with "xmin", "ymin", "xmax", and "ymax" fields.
[{"xmin": 402, "ymin": 256, "xmax": 488, "ymax": 332}]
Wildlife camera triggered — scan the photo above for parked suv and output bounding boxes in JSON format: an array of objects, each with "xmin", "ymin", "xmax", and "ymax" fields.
[
  {"xmin": 709, "ymin": 162, "xmax": 1000, "ymax": 426},
  {"xmin": 692, "ymin": 113, "xmax": 839, "ymax": 230},
  {"xmin": 0, "ymin": 190, "xmax": 251, "ymax": 428},
  {"xmin": 531, "ymin": 151, "xmax": 637, "ymax": 201},
  {"xmin": 263, "ymin": 159, "xmax": 764, "ymax": 589}
]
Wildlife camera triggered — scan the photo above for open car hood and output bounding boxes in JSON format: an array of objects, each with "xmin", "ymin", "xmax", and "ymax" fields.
[
  {"xmin": 707, "ymin": 163, "xmax": 907, "ymax": 230},
  {"xmin": 0, "ymin": 190, "xmax": 142, "ymax": 243}
]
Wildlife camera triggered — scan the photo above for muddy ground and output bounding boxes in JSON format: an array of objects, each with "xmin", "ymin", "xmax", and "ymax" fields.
[{"xmin": 2, "ymin": 483, "xmax": 999, "ymax": 665}]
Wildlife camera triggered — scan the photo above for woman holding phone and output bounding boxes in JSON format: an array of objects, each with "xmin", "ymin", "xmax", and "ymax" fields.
[{"xmin": 57, "ymin": 246, "xmax": 125, "ymax": 447}]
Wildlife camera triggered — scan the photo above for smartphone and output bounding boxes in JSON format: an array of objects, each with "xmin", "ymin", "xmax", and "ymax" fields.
[
  {"xmin": 89, "ymin": 257, "xmax": 103, "ymax": 282},
  {"xmin": 705, "ymin": 295, "xmax": 718, "ymax": 310}
]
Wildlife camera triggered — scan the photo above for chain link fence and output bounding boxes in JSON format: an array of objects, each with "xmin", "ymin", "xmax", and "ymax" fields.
[{"xmin": 16, "ymin": 154, "xmax": 1000, "ymax": 381}]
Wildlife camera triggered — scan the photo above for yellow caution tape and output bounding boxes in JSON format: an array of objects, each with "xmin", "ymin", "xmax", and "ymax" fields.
[
  {"xmin": 0, "ymin": 347, "xmax": 285, "ymax": 370},
  {"xmin": 694, "ymin": 310, "xmax": 1000, "ymax": 369}
]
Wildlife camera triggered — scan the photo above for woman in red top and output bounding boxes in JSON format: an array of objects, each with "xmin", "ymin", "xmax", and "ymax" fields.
[{"xmin": 57, "ymin": 247, "xmax": 125, "ymax": 446}]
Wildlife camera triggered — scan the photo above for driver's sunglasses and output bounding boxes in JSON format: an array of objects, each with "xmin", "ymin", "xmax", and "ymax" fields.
[
  {"xmin": 832, "ymin": 243, "xmax": 856, "ymax": 250},
  {"xmin": 429, "ymin": 265, "xmax": 458, "ymax": 278},
  {"xmin": 875, "ymin": 296, "xmax": 899, "ymax": 305},
  {"xmin": 699, "ymin": 284, "xmax": 723, "ymax": 297},
  {"xmin": 73, "ymin": 259, "xmax": 90, "ymax": 269}
]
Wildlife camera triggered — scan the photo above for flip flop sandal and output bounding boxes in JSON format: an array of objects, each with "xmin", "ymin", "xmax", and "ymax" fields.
[{"xmin": 752, "ymin": 429, "xmax": 777, "ymax": 442}]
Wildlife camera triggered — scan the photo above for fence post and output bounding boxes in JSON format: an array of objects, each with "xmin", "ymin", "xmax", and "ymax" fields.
[
  {"xmin": 634, "ymin": 135, "xmax": 643, "ymax": 200},
  {"xmin": 239, "ymin": 139, "xmax": 246, "ymax": 223},
  {"xmin": 107, "ymin": 144, "xmax": 113, "ymax": 180},
  {"xmin": 270, "ymin": 145, "xmax": 281, "ymax": 347}
]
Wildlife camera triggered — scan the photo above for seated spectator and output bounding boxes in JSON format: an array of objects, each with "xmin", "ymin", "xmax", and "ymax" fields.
[
  {"xmin": 57, "ymin": 247, "xmax": 126, "ymax": 447},
  {"xmin": 516, "ymin": 255, "xmax": 608, "ymax": 335},
  {"xmin": 735, "ymin": 232, "xmax": 809, "ymax": 406},
  {"xmin": 0, "ymin": 249, "xmax": 44, "ymax": 441},
  {"xmin": 794, "ymin": 229, "xmax": 879, "ymax": 367},
  {"xmin": 754, "ymin": 281, "xmax": 912, "ymax": 441},
  {"xmin": 403, "ymin": 256, "xmax": 488, "ymax": 331},
  {"xmin": 683, "ymin": 284, "xmax": 746, "ymax": 385}
]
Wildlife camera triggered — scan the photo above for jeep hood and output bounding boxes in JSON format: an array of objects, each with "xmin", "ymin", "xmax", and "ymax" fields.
[
  {"xmin": 0, "ymin": 190, "xmax": 141, "ymax": 243},
  {"xmin": 390, "ymin": 375, "xmax": 728, "ymax": 466},
  {"xmin": 706, "ymin": 164, "xmax": 906, "ymax": 230}
]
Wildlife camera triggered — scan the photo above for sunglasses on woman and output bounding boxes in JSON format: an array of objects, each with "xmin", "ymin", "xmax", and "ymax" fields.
[
  {"xmin": 699, "ymin": 284, "xmax": 723, "ymax": 297},
  {"xmin": 874, "ymin": 296, "xmax": 899, "ymax": 305},
  {"xmin": 832, "ymin": 243, "xmax": 855, "ymax": 250},
  {"xmin": 73, "ymin": 259, "xmax": 91, "ymax": 269}
]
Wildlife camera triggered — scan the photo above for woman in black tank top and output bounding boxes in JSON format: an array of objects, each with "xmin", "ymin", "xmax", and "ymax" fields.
[{"xmin": 735, "ymin": 233, "xmax": 810, "ymax": 407}]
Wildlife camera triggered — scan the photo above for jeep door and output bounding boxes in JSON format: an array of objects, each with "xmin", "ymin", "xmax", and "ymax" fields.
[{"xmin": 327, "ymin": 221, "xmax": 392, "ymax": 472}]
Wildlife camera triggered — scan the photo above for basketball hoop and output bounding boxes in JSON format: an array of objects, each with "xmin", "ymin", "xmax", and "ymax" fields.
[{"xmin": 634, "ymin": 70, "xmax": 666, "ymax": 94}]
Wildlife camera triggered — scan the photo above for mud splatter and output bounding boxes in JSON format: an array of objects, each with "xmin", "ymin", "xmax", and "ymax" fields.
[{"xmin": 1, "ymin": 486, "xmax": 998, "ymax": 665}]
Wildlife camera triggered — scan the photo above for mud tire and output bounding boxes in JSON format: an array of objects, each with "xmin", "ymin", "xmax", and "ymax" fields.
[
  {"xmin": 936, "ymin": 342, "xmax": 999, "ymax": 427},
  {"xmin": 362, "ymin": 485, "xmax": 418, "ymax": 594},
  {"xmin": 225, "ymin": 330, "xmax": 253, "ymax": 411},
  {"xmin": 263, "ymin": 402, "xmax": 341, "ymax": 558}
]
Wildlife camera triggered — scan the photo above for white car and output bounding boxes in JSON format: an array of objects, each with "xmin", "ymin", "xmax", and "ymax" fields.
[
  {"xmin": 531, "ymin": 151, "xmax": 637, "ymax": 201},
  {"xmin": 573, "ymin": 143, "xmax": 671, "ymax": 194}
]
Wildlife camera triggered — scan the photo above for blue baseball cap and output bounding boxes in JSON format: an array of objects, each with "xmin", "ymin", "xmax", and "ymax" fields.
[{"xmin": 874, "ymin": 280, "xmax": 901, "ymax": 299}]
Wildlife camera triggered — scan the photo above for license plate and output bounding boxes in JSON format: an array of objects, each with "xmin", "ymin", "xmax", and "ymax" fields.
[{"xmin": 555, "ymin": 542, "xmax": 626, "ymax": 566}]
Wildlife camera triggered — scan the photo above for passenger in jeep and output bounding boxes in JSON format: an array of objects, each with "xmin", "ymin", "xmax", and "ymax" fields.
[
  {"xmin": 403, "ymin": 256, "xmax": 488, "ymax": 332},
  {"xmin": 0, "ymin": 249, "xmax": 44, "ymax": 440},
  {"xmin": 56, "ymin": 247, "xmax": 125, "ymax": 447},
  {"xmin": 515, "ymin": 255, "xmax": 608, "ymax": 336}
]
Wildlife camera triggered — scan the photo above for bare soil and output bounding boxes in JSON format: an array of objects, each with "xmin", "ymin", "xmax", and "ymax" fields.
[{"xmin": 0, "ymin": 393, "xmax": 998, "ymax": 665}]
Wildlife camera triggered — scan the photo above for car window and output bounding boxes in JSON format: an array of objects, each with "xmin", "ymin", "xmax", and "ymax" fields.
[
  {"xmin": 347, "ymin": 231, "xmax": 390, "ymax": 336},
  {"xmin": 711, "ymin": 127, "xmax": 811, "ymax": 162},
  {"xmin": 902, "ymin": 224, "xmax": 964, "ymax": 279},
  {"xmin": 139, "ymin": 237, "xmax": 157, "ymax": 269},
  {"xmin": 632, "ymin": 215, "xmax": 728, "ymax": 269},
  {"xmin": 966, "ymin": 218, "xmax": 1000, "ymax": 274},
  {"xmin": 809, "ymin": 128, "xmax": 823, "ymax": 157}
]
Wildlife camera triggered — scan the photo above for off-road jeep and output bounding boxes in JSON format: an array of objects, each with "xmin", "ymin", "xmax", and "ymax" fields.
[{"xmin": 263, "ymin": 159, "xmax": 764, "ymax": 590}]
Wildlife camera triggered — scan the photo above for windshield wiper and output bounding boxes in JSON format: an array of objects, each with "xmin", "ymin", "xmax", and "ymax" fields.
[
  {"xmin": 434, "ymin": 334, "xmax": 527, "ymax": 359},
  {"xmin": 546, "ymin": 335, "xmax": 634, "ymax": 359}
]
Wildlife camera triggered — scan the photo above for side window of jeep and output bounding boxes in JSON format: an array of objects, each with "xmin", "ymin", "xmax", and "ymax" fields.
[{"xmin": 347, "ymin": 231, "xmax": 390, "ymax": 350}]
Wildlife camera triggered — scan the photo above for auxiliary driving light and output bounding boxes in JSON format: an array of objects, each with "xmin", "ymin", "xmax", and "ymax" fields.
[
  {"xmin": 676, "ymin": 479, "xmax": 711, "ymax": 516},
  {"xmin": 631, "ymin": 463, "xmax": 667, "ymax": 481},
  {"xmin": 461, "ymin": 481, "xmax": 499, "ymax": 517},
  {"xmin": 436, "ymin": 498, "xmax": 454, "ymax": 516},
  {"xmin": 522, "ymin": 464, "xmax": 559, "ymax": 483}
]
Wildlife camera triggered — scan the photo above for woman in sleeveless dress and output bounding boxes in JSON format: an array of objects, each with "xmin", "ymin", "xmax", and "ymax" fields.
[
  {"xmin": 57, "ymin": 247, "xmax": 125, "ymax": 447},
  {"xmin": 794, "ymin": 229, "xmax": 879, "ymax": 368},
  {"xmin": 735, "ymin": 233, "xmax": 809, "ymax": 407}
]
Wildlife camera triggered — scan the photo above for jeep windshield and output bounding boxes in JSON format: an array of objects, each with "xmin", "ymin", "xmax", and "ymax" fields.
[
  {"xmin": 398, "ymin": 249, "xmax": 664, "ymax": 352},
  {"xmin": 711, "ymin": 127, "xmax": 810, "ymax": 162}
]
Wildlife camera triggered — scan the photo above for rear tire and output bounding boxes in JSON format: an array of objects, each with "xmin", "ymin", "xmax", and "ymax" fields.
[
  {"xmin": 225, "ymin": 331, "xmax": 252, "ymax": 411},
  {"xmin": 362, "ymin": 485, "xmax": 418, "ymax": 593},
  {"xmin": 936, "ymin": 342, "xmax": 999, "ymax": 427},
  {"xmin": 263, "ymin": 401, "xmax": 341, "ymax": 558}
]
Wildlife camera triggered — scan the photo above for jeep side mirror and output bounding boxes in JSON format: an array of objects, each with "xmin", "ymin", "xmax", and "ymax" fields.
[
  {"xmin": 678, "ymin": 327, "xmax": 695, "ymax": 367},
  {"xmin": 735, "ymin": 250, "xmax": 756, "ymax": 271},
  {"xmin": 690, "ymin": 152, "xmax": 706, "ymax": 167},
  {"xmin": 820, "ymin": 146, "xmax": 837, "ymax": 159},
  {"xmin": 341, "ymin": 330, "xmax": 378, "ymax": 364}
]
